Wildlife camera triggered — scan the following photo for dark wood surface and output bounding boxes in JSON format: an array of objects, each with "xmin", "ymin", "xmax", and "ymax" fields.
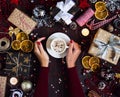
[{"xmin": 0, "ymin": 0, "xmax": 120, "ymax": 97}]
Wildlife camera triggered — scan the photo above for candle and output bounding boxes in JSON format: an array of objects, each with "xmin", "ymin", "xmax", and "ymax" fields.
[
  {"xmin": 10, "ymin": 77, "xmax": 18, "ymax": 85},
  {"xmin": 81, "ymin": 28, "xmax": 90, "ymax": 36}
]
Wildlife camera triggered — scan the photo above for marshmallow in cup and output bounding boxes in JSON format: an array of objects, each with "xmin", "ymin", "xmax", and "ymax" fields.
[{"xmin": 50, "ymin": 38, "xmax": 69, "ymax": 54}]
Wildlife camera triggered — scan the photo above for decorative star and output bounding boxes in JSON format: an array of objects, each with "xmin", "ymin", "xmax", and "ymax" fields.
[{"xmin": 24, "ymin": 57, "xmax": 30, "ymax": 64}]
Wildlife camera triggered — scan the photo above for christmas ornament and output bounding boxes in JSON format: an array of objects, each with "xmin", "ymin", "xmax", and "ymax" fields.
[
  {"xmin": 113, "ymin": 18, "xmax": 120, "ymax": 30},
  {"xmin": 21, "ymin": 80, "xmax": 33, "ymax": 92},
  {"xmin": 105, "ymin": 0, "xmax": 120, "ymax": 12},
  {"xmin": 69, "ymin": 22, "xmax": 77, "ymax": 30},
  {"xmin": 10, "ymin": 89, "xmax": 23, "ymax": 97},
  {"xmin": 100, "ymin": 67, "xmax": 115, "ymax": 81},
  {"xmin": 98, "ymin": 81, "xmax": 106, "ymax": 90},
  {"xmin": 32, "ymin": 5, "xmax": 53, "ymax": 28}
]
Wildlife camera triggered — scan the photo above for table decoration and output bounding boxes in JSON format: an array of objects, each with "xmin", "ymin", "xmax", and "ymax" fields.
[
  {"xmin": 0, "ymin": 32, "xmax": 12, "ymax": 52},
  {"xmin": 51, "ymin": 0, "xmax": 80, "ymax": 25},
  {"xmin": 113, "ymin": 18, "xmax": 120, "ymax": 30},
  {"xmin": 8, "ymin": 8, "xmax": 37, "ymax": 34},
  {"xmin": 0, "ymin": 76, "xmax": 7, "ymax": 97},
  {"xmin": 81, "ymin": 28, "xmax": 90, "ymax": 36},
  {"xmin": 32, "ymin": 5, "xmax": 54, "ymax": 28},
  {"xmin": 10, "ymin": 89, "xmax": 23, "ymax": 97},
  {"xmin": 5, "ymin": 52, "xmax": 32, "ymax": 77},
  {"xmin": 76, "ymin": 8, "xmax": 94, "ymax": 27},
  {"xmin": 21, "ymin": 80, "xmax": 33, "ymax": 92},
  {"xmin": 94, "ymin": 1, "xmax": 109, "ymax": 20},
  {"xmin": 88, "ymin": 28, "xmax": 120, "ymax": 65},
  {"xmin": 105, "ymin": 0, "xmax": 120, "ymax": 12},
  {"xmin": 10, "ymin": 77, "xmax": 18, "ymax": 85},
  {"xmin": 86, "ymin": 15, "xmax": 117, "ymax": 30}
]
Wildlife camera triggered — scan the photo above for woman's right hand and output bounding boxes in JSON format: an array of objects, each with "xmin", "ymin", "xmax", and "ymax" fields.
[
  {"xmin": 34, "ymin": 37, "xmax": 49, "ymax": 67},
  {"xmin": 66, "ymin": 40, "xmax": 81, "ymax": 68}
]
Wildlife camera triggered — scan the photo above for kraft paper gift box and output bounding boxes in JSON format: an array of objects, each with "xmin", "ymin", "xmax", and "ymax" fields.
[
  {"xmin": 8, "ymin": 8, "xmax": 37, "ymax": 34},
  {"xmin": 51, "ymin": 0, "xmax": 80, "ymax": 25},
  {"xmin": 0, "ymin": 76, "xmax": 7, "ymax": 97},
  {"xmin": 88, "ymin": 28, "xmax": 120, "ymax": 65}
]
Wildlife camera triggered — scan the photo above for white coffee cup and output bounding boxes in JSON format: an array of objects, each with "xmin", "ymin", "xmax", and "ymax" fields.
[{"xmin": 50, "ymin": 38, "xmax": 68, "ymax": 54}]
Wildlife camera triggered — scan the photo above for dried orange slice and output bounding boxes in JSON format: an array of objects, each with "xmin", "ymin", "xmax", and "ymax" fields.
[
  {"xmin": 20, "ymin": 40, "xmax": 33, "ymax": 53},
  {"xmin": 91, "ymin": 63, "xmax": 100, "ymax": 72},
  {"xmin": 16, "ymin": 32, "xmax": 29, "ymax": 42},
  {"xmin": 95, "ymin": 9, "xmax": 108, "ymax": 20},
  {"xmin": 82, "ymin": 56, "xmax": 91, "ymax": 69},
  {"xmin": 89, "ymin": 57, "xmax": 100, "ymax": 67},
  {"xmin": 115, "ymin": 73, "xmax": 120, "ymax": 78},
  {"xmin": 11, "ymin": 40, "xmax": 21, "ymax": 50},
  {"xmin": 95, "ymin": 1, "xmax": 106, "ymax": 12}
]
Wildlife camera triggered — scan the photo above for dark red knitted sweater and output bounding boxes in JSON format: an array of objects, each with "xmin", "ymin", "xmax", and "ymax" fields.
[{"xmin": 33, "ymin": 67, "xmax": 85, "ymax": 97}]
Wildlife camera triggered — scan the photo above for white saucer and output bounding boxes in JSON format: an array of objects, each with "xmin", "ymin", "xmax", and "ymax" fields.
[{"xmin": 46, "ymin": 32, "xmax": 70, "ymax": 58}]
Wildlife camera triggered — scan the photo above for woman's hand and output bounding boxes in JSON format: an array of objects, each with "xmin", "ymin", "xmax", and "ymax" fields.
[
  {"xmin": 66, "ymin": 40, "xmax": 81, "ymax": 68},
  {"xmin": 34, "ymin": 37, "xmax": 49, "ymax": 67}
]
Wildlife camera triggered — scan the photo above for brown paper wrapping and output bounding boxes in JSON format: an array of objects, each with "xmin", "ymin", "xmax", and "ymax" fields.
[
  {"xmin": 0, "ymin": 76, "xmax": 7, "ymax": 97},
  {"xmin": 8, "ymin": 8, "xmax": 37, "ymax": 34},
  {"xmin": 88, "ymin": 28, "xmax": 120, "ymax": 65}
]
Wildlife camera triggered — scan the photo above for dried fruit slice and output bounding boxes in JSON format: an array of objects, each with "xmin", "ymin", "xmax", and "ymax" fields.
[
  {"xmin": 91, "ymin": 63, "xmax": 100, "ymax": 72},
  {"xmin": 20, "ymin": 40, "xmax": 33, "ymax": 53},
  {"xmin": 11, "ymin": 40, "xmax": 21, "ymax": 50},
  {"xmin": 16, "ymin": 32, "xmax": 29, "ymax": 42},
  {"xmin": 95, "ymin": 1, "xmax": 106, "ymax": 12},
  {"xmin": 89, "ymin": 57, "xmax": 100, "ymax": 67},
  {"xmin": 82, "ymin": 56, "xmax": 91, "ymax": 69},
  {"xmin": 95, "ymin": 9, "xmax": 108, "ymax": 20}
]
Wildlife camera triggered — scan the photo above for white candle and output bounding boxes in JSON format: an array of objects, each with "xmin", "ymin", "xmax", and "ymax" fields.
[
  {"xmin": 81, "ymin": 28, "xmax": 90, "ymax": 36},
  {"xmin": 10, "ymin": 77, "xmax": 18, "ymax": 85}
]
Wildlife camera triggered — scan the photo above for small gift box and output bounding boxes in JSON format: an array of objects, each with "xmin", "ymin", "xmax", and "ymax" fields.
[
  {"xmin": 8, "ymin": 8, "xmax": 37, "ymax": 34},
  {"xmin": 51, "ymin": 0, "xmax": 80, "ymax": 25},
  {"xmin": 5, "ymin": 52, "xmax": 32, "ymax": 77},
  {"xmin": 88, "ymin": 28, "xmax": 120, "ymax": 65},
  {"xmin": 0, "ymin": 76, "xmax": 7, "ymax": 97}
]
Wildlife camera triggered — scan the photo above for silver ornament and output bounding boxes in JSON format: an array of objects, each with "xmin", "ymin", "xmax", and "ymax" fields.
[{"xmin": 21, "ymin": 80, "xmax": 33, "ymax": 92}]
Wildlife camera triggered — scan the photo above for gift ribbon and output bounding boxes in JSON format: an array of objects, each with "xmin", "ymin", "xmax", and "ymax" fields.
[
  {"xmin": 94, "ymin": 35, "xmax": 120, "ymax": 61},
  {"xmin": 86, "ymin": 15, "xmax": 117, "ymax": 30},
  {"xmin": 54, "ymin": 0, "xmax": 75, "ymax": 25}
]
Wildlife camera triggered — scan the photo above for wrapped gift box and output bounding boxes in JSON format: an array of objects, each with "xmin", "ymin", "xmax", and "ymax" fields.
[
  {"xmin": 0, "ymin": 76, "xmax": 7, "ymax": 97},
  {"xmin": 8, "ymin": 8, "xmax": 37, "ymax": 34},
  {"xmin": 88, "ymin": 28, "xmax": 120, "ymax": 65},
  {"xmin": 51, "ymin": 0, "xmax": 80, "ymax": 25},
  {"xmin": 4, "ymin": 52, "xmax": 32, "ymax": 77}
]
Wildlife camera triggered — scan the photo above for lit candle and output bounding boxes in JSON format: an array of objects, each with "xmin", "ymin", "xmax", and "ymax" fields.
[
  {"xmin": 10, "ymin": 77, "xmax": 18, "ymax": 85},
  {"xmin": 81, "ymin": 28, "xmax": 90, "ymax": 36}
]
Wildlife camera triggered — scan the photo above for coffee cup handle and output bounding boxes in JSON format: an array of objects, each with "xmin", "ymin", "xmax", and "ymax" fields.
[{"xmin": 66, "ymin": 46, "xmax": 69, "ymax": 49}]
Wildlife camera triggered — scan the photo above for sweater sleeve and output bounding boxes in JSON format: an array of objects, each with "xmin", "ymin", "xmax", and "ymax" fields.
[
  {"xmin": 67, "ymin": 67, "xmax": 85, "ymax": 97},
  {"xmin": 33, "ymin": 67, "xmax": 49, "ymax": 97}
]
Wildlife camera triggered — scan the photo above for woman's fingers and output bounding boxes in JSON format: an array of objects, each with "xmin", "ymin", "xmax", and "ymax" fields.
[
  {"xmin": 35, "ymin": 37, "xmax": 46, "ymax": 53},
  {"xmin": 36, "ymin": 37, "xmax": 46, "ymax": 42},
  {"xmin": 68, "ymin": 40, "xmax": 74, "ymax": 54},
  {"xmin": 37, "ymin": 42, "xmax": 45, "ymax": 53},
  {"xmin": 34, "ymin": 42, "xmax": 41, "ymax": 59}
]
